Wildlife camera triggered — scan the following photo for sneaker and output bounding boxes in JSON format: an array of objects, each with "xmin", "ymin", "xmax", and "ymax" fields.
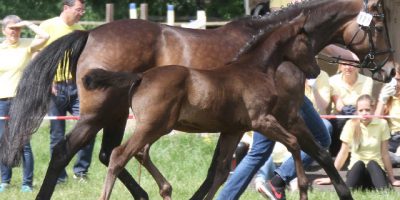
[
  {"xmin": 255, "ymin": 180, "xmax": 270, "ymax": 199},
  {"xmin": 264, "ymin": 180, "xmax": 286, "ymax": 200},
  {"xmin": 56, "ymin": 177, "xmax": 67, "ymax": 184},
  {"xmin": 73, "ymin": 173, "xmax": 88, "ymax": 183},
  {"xmin": 21, "ymin": 185, "xmax": 33, "ymax": 193},
  {"xmin": 0, "ymin": 183, "xmax": 9, "ymax": 192}
]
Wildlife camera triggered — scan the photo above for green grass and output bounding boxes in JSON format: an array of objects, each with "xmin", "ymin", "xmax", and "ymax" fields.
[{"xmin": 1, "ymin": 121, "xmax": 400, "ymax": 199}]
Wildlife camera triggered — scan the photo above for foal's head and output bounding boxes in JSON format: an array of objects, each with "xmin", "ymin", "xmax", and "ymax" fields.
[{"xmin": 235, "ymin": 13, "xmax": 319, "ymax": 78}]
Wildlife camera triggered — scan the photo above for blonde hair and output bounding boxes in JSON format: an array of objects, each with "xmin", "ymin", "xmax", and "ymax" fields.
[
  {"xmin": 351, "ymin": 94, "xmax": 375, "ymax": 151},
  {"xmin": 1, "ymin": 15, "xmax": 21, "ymax": 30}
]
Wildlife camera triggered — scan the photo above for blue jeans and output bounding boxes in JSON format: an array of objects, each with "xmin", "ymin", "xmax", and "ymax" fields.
[
  {"xmin": 0, "ymin": 99, "xmax": 34, "ymax": 187},
  {"xmin": 254, "ymin": 118, "xmax": 333, "ymax": 183},
  {"xmin": 217, "ymin": 97, "xmax": 331, "ymax": 200},
  {"xmin": 49, "ymin": 82, "xmax": 95, "ymax": 180}
]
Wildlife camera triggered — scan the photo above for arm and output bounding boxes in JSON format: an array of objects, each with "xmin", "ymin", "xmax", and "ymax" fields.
[
  {"xmin": 381, "ymin": 140, "xmax": 400, "ymax": 186},
  {"xmin": 9, "ymin": 21, "xmax": 50, "ymax": 52},
  {"xmin": 320, "ymin": 45, "xmax": 359, "ymax": 61},
  {"xmin": 332, "ymin": 94, "xmax": 345, "ymax": 113},
  {"xmin": 314, "ymin": 142, "xmax": 350, "ymax": 185}
]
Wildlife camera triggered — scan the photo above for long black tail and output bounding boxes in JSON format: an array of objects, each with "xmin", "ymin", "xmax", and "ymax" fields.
[
  {"xmin": 82, "ymin": 69, "xmax": 142, "ymax": 91},
  {"xmin": 0, "ymin": 30, "xmax": 89, "ymax": 167}
]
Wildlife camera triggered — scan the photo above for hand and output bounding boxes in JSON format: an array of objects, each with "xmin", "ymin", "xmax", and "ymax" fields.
[
  {"xmin": 51, "ymin": 83, "xmax": 58, "ymax": 95},
  {"xmin": 378, "ymin": 79, "xmax": 397, "ymax": 103},
  {"xmin": 392, "ymin": 179, "xmax": 400, "ymax": 187},
  {"xmin": 313, "ymin": 177, "xmax": 332, "ymax": 185}
]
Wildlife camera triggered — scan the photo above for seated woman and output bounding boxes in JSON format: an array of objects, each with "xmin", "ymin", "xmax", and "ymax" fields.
[
  {"xmin": 314, "ymin": 94, "xmax": 400, "ymax": 190},
  {"xmin": 375, "ymin": 66, "xmax": 400, "ymax": 167}
]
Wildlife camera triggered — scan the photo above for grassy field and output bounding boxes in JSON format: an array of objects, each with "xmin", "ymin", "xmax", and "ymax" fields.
[{"xmin": 1, "ymin": 120, "xmax": 400, "ymax": 199}]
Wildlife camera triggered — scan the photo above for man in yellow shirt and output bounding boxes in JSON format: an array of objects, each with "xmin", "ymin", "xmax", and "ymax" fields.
[{"xmin": 34, "ymin": 0, "xmax": 93, "ymax": 183}]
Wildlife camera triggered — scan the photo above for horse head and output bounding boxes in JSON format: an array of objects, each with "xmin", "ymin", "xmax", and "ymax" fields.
[
  {"xmin": 347, "ymin": 0, "xmax": 395, "ymax": 82},
  {"xmin": 268, "ymin": 13, "xmax": 319, "ymax": 79}
]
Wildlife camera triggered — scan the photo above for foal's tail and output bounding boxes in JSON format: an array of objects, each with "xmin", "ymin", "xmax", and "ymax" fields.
[
  {"xmin": 0, "ymin": 30, "xmax": 89, "ymax": 167},
  {"xmin": 82, "ymin": 69, "xmax": 143, "ymax": 99}
]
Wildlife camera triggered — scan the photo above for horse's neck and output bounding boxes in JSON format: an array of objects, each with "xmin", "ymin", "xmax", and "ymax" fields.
[{"xmin": 304, "ymin": 0, "xmax": 362, "ymax": 52}]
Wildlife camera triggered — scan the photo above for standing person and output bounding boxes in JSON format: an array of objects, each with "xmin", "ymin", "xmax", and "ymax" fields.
[
  {"xmin": 0, "ymin": 15, "xmax": 49, "ymax": 192},
  {"xmin": 375, "ymin": 66, "xmax": 400, "ymax": 166},
  {"xmin": 34, "ymin": 0, "xmax": 93, "ymax": 183},
  {"xmin": 314, "ymin": 94, "xmax": 400, "ymax": 189}
]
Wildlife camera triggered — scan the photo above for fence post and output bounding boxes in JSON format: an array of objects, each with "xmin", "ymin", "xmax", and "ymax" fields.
[
  {"xmin": 140, "ymin": 3, "xmax": 148, "ymax": 20},
  {"xmin": 106, "ymin": 3, "xmax": 114, "ymax": 22},
  {"xmin": 166, "ymin": 4, "xmax": 175, "ymax": 26},
  {"xmin": 129, "ymin": 3, "xmax": 138, "ymax": 19}
]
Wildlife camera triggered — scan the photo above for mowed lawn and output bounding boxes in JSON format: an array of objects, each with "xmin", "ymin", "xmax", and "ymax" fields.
[{"xmin": 1, "ymin": 120, "xmax": 400, "ymax": 199}]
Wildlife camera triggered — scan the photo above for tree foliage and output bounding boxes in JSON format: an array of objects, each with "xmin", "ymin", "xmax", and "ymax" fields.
[{"xmin": 0, "ymin": 0, "xmax": 245, "ymax": 22}]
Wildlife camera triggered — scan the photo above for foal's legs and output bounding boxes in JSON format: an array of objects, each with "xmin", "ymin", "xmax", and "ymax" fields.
[
  {"xmin": 135, "ymin": 144, "xmax": 172, "ymax": 200},
  {"xmin": 253, "ymin": 115, "xmax": 308, "ymax": 200},
  {"xmin": 99, "ymin": 116, "xmax": 149, "ymax": 199},
  {"xmin": 289, "ymin": 119, "xmax": 353, "ymax": 200},
  {"xmin": 99, "ymin": 124, "xmax": 167, "ymax": 200}
]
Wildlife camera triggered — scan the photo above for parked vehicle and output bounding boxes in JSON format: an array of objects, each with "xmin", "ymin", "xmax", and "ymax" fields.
[{"xmin": 249, "ymin": 0, "xmax": 270, "ymax": 16}]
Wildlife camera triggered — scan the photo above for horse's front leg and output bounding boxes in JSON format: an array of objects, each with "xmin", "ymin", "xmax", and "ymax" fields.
[
  {"xmin": 36, "ymin": 117, "xmax": 101, "ymax": 200},
  {"xmin": 253, "ymin": 114, "xmax": 309, "ymax": 200}
]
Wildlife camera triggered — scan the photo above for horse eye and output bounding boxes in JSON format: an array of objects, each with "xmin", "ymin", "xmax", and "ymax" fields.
[{"xmin": 371, "ymin": 3, "xmax": 378, "ymax": 10}]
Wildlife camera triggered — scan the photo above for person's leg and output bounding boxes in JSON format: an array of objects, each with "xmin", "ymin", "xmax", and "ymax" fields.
[
  {"xmin": 68, "ymin": 83, "xmax": 95, "ymax": 177},
  {"xmin": 366, "ymin": 160, "xmax": 389, "ymax": 189},
  {"xmin": 0, "ymin": 100, "xmax": 12, "ymax": 189},
  {"xmin": 346, "ymin": 160, "xmax": 367, "ymax": 189},
  {"xmin": 217, "ymin": 132, "xmax": 275, "ymax": 200},
  {"xmin": 49, "ymin": 84, "xmax": 68, "ymax": 182},
  {"xmin": 234, "ymin": 141, "xmax": 249, "ymax": 167},
  {"xmin": 274, "ymin": 97, "xmax": 331, "ymax": 183},
  {"xmin": 22, "ymin": 142, "xmax": 34, "ymax": 190},
  {"xmin": 255, "ymin": 156, "xmax": 276, "ymax": 183}
]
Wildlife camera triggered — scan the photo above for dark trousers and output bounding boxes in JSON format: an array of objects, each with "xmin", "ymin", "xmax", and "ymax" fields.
[
  {"xmin": 346, "ymin": 160, "xmax": 389, "ymax": 190},
  {"xmin": 49, "ymin": 82, "xmax": 95, "ymax": 181}
]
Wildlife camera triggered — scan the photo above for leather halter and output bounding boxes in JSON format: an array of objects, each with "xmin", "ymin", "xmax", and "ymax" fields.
[{"xmin": 327, "ymin": 0, "xmax": 393, "ymax": 74}]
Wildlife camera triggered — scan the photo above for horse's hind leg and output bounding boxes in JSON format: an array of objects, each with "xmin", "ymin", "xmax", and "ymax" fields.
[
  {"xmin": 36, "ymin": 118, "xmax": 101, "ymax": 200},
  {"xmin": 99, "ymin": 117, "xmax": 149, "ymax": 199},
  {"xmin": 253, "ymin": 115, "xmax": 309, "ymax": 200},
  {"xmin": 190, "ymin": 131, "xmax": 243, "ymax": 200},
  {"xmin": 290, "ymin": 119, "xmax": 353, "ymax": 200},
  {"xmin": 202, "ymin": 132, "xmax": 243, "ymax": 200},
  {"xmin": 135, "ymin": 144, "xmax": 172, "ymax": 200},
  {"xmin": 100, "ymin": 125, "xmax": 166, "ymax": 200}
]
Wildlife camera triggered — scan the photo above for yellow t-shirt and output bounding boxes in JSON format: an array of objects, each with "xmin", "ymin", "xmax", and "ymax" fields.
[
  {"xmin": 305, "ymin": 70, "xmax": 331, "ymax": 114},
  {"xmin": 388, "ymin": 96, "xmax": 400, "ymax": 133},
  {"xmin": 270, "ymin": 0, "xmax": 292, "ymax": 9},
  {"xmin": 39, "ymin": 17, "xmax": 84, "ymax": 81},
  {"xmin": 0, "ymin": 40, "xmax": 32, "ymax": 98},
  {"xmin": 329, "ymin": 73, "xmax": 373, "ymax": 108},
  {"xmin": 340, "ymin": 118, "xmax": 390, "ymax": 169}
]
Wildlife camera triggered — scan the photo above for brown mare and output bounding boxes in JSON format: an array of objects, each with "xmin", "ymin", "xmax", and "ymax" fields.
[
  {"xmin": 0, "ymin": 0, "xmax": 395, "ymax": 199},
  {"xmin": 81, "ymin": 14, "xmax": 318, "ymax": 200}
]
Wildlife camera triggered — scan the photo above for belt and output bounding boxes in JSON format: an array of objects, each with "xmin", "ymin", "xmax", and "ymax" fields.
[{"xmin": 0, "ymin": 97, "xmax": 12, "ymax": 101}]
